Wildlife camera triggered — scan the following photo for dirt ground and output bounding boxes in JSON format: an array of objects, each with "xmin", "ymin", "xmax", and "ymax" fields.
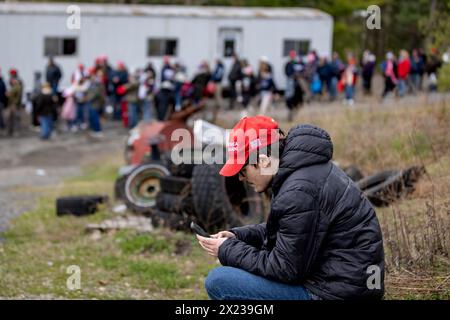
[
  {"xmin": 1, "ymin": 92, "xmax": 449, "ymax": 234},
  {"xmin": 0, "ymin": 121, "xmax": 126, "ymax": 234},
  {"xmin": 0, "ymin": 92, "xmax": 448, "ymax": 299}
]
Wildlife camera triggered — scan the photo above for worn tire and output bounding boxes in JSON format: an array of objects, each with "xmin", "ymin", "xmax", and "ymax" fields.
[
  {"xmin": 124, "ymin": 164, "xmax": 170, "ymax": 213},
  {"xmin": 343, "ymin": 165, "xmax": 364, "ymax": 182},
  {"xmin": 191, "ymin": 164, "xmax": 265, "ymax": 230},
  {"xmin": 83, "ymin": 195, "xmax": 109, "ymax": 204},
  {"xmin": 114, "ymin": 175, "xmax": 128, "ymax": 201},
  {"xmin": 159, "ymin": 176, "xmax": 191, "ymax": 195},
  {"xmin": 156, "ymin": 192, "xmax": 194, "ymax": 215},
  {"xmin": 358, "ymin": 166, "xmax": 425, "ymax": 207},
  {"xmin": 170, "ymin": 163, "xmax": 196, "ymax": 178},
  {"xmin": 357, "ymin": 170, "xmax": 399, "ymax": 191},
  {"xmin": 56, "ymin": 195, "xmax": 105, "ymax": 216},
  {"xmin": 151, "ymin": 209, "xmax": 190, "ymax": 231},
  {"xmin": 362, "ymin": 171, "xmax": 403, "ymax": 206}
]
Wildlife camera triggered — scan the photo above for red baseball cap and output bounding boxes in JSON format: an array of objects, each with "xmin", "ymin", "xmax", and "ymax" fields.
[{"xmin": 220, "ymin": 116, "xmax": 280, "ymax": 177}]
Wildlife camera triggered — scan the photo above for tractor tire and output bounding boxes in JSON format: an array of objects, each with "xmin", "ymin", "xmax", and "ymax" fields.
[
  {"xmin": 56, "ymin": 195, "xmax": 105, "ymax": 217},
  {"xmin": 124, "ymin": 163, "xmax": 170, "ymax": 213},
  {"xmin": 170, "ymin": 163, "xmax": 196, "ymax": 178},
  {"xmin": 156, "ymin": 192, "xmax": 194, "ymax": 216},
  {"xmin": 191, "ymin": 164, "xmax": 265, "ymax": 230},
  {"xmin": 159, "ymin": 176, "xmax": 191, "ymax": 195},
  {"xmin": 114, "ymin": 175, "xmax": 128, "ymax": 201}
]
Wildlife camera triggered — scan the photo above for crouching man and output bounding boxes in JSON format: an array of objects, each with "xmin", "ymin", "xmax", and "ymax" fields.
[{"xmin": 196, "ymin": 116, "xmax": 384, "ymax": 300}]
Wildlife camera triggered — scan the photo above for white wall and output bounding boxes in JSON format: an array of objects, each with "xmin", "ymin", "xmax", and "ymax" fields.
[{"xmin": 0, "ymin": 13, "xmax": 332, "ymax": 93}]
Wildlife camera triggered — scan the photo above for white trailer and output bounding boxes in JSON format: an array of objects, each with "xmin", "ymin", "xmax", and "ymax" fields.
[{"xmin": 0, "ymin": 2, "xmax": 333, "ymax": 92}]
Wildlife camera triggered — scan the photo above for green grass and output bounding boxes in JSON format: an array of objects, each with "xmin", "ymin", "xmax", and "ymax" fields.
[
  {"xmin": 0, "ymin": 157, "xmax": 217, "ymax": 299},
  {"xmin": 1, "ymin": 100, "xmax": 449, "ymax": 299}
]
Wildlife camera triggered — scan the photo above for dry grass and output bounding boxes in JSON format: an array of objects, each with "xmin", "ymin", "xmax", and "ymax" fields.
[
  {"xmin": 281, "ymin": 97, "xmax": 450, "ymax": 299},
  {"xmin": 1, "ymin": 97, "xmax": 449, "ymax": 299}
]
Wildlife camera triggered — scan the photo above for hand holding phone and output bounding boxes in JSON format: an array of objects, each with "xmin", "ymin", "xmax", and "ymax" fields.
[{"xmin": 190, "ymin": 221, "xmax": 210, "ymax": 238}]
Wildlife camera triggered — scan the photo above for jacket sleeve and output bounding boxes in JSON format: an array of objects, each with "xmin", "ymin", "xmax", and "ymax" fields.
[
  {"xmin": 230, "ymin": 223, "xmax": 266, "ymax": 248},
  {"xmin": 218, "ymin": 189, "xmax": 319, "ymax": 284}
]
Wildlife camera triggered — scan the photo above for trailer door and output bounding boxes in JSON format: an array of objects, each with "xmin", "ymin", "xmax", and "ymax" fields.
[{"xmin": 218, "ymin": 27, "xmax": 243, "ymax": 58}]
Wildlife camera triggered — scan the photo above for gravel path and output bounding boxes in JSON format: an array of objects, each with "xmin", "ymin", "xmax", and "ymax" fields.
[{"xmin": 0, "ymin": 122, "xmax": 126, "ymax": 235}]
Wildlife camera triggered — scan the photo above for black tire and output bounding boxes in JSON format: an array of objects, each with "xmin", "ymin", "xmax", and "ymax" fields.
[
  {"xmin": 56, "ymin": 196, "xmax": 103, "ymax": 216},
  {"xmin": 83, "ymin": 195, "xmax": 109, "ymax": 204},
  {"xmin": 151, "ymin": 209, "xmax": 190, "ymax": 231},
  {"xmin": 363, "ymin": 171, "xmax": 403, "ymax": 207},
  {"xmin": 358, "ymin": 166, "xmax": 425, "ymax": 207},
  {"xmin": 159, "ymin": 176, "xmax": 191, "ymax": 195},
  {"xmin": 114, "ymin": 175, "xmax": 127, "ymax": 201},
  {"xmin": 124, "ymin": 164, "xmax": 170, "ymax": 213},
  {"xmin": 191, "ymin": 164, "xmax": 265, "ymax": 230},
  {"xmin": 343, "ymin": 165, "xmax": 364, "ymax": 182},
  {"xmin": 170, "ymin": 163, "xmax": 196, "ymax": 178},
  {"xmin": 357, "ymin": 170, "xmax": 399, "ymax": 191},
  {"xmin": 402, "ymin": 165, "xmax": 426, "ymax": 188},
  {"xmin": 156, "ymin": 192, "xmax": 194, "ymax": 215},
  {"xmin": 115, "ymin": 165, "xmax": 138, "ymax": 201}
]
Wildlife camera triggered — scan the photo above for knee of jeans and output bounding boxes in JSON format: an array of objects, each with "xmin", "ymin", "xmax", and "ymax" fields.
[{"xmin": 205, "ymin": 267, "xmax": 232, "ymax": 299}]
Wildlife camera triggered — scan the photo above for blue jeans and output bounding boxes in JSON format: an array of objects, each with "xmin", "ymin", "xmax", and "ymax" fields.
[
  {"xmin": 128, "ymin": 102, "xmax": 139, "ymax": 129},
  {"xmin": 174, "ymin": 83, "xmax": 183, "ymax": 111},
  {"xmin": 411, "ymin": 74, "xmax": 422, "ymax": 91},
  {"xmin": 205, "ymin": 266, "xmax": 312, "ymax": 300},
  {"xmin": 397, "ymin": 79, "xmax": 406, "ymax": 96},
  {"xmin": 88, "ymin": 104, "xmax": 101, "ymax": 132},
  {"xmin": 345, "ymin": 85, "xmax": 354, "ymax": 100},
  {"xmin": 141, "ymin": 99, "xmax": 153, "ymax": 122},
  {"xmin": 0, "ymin": 102, "xmax": 5, "ymax": 129},
  {"xmin": 39, "ymin": 115, "xmax": 53, "ymax": 139},
  {"xmin": 112, "ymin": 95, "xmax": 122, "ymax": 120},
  {"xmin": 329, "ymin": 77, "xmax": 338, "ymax": 99},
  {"xmin": 76, "ymin": 102, "xmax": 87, "ymax": 126}
]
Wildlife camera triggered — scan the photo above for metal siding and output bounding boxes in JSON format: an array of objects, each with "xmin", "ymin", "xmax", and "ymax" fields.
[{"xmin": 0, "ymin": 10, "xmax": 332, "ymax": 92}]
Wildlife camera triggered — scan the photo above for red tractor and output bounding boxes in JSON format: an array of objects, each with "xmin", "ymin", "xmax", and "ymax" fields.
[{"xmin": 115, "ymin": 104, "xmax": 267, "ymax": 231}]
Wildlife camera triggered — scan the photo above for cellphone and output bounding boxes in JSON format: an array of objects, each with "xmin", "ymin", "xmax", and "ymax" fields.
[{"xmin": 190, "ymin": 221, "xmax": 210, "ymax": 238}]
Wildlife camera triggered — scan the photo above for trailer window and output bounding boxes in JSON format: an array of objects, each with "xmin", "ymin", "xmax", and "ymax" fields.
[
  {"xmin": 283, "ymin": 40, "xmax": 310, "ymax": 56},
  {"xmin": 147, "ymin": 38, "xmax": 178, "ymax": 57},
  {"xmin": 44, "ymin": 37, "xmax": 77, "ymax": 56},
  {"xmin": 224, "ymin": 39, "xmax": 235, "ymax": 57}
]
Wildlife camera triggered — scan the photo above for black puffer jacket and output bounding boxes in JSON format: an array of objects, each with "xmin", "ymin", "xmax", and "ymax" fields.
[{"xmin": 218, "ymin": 124, "xmax": 385, "ymax": 300}]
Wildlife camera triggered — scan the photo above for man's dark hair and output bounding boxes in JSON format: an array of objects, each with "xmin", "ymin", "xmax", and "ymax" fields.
[{"xmin": 246, "ymin": 129, "xmax": 286, "ymax": 166}]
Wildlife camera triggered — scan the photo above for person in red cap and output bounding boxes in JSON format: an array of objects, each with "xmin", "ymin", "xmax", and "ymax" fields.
[
  {"xmin": 9, "ymin": 68, "xmax": 17, "ymax": 77},
  {"xmin": 219, "ymin": 115, "xmax": 281, "ymax": 179},
  {"xmin": 196, "ymin": 117, "xmax": 385, "ymax": 300}
]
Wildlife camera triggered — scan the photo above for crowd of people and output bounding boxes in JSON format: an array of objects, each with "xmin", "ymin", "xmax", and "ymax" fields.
[
  {"xmin": 0, "ymin": 47, "xmax": 445, "ymax": 140},
  {"xmin": 282, "ymin": 47, "xmax": 444, "ymax": 111}
]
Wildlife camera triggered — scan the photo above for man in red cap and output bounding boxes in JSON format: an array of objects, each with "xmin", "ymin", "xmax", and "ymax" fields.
[{"xmin": 197, "ymin": 116, "xmax": 385, "ymax": 300}]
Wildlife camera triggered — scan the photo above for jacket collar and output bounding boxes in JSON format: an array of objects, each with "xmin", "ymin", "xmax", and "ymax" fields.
[{"xmin": 271, "ymin": 124, "xmax": 333, "ymax": 196}]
